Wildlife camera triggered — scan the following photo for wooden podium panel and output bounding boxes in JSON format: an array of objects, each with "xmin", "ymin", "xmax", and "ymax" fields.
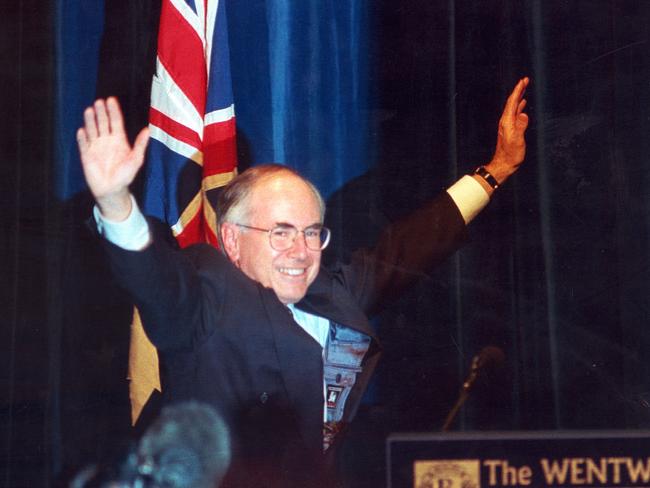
[{"xmin": 387, "ymin": 430, "xmax": 650, "ymax": 488}]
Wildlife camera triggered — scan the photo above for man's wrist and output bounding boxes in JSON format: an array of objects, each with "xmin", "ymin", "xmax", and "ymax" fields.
[
  {"xmin": 94, "ymin": 194, "xmax": 151, "ymax": 250},
  {"xmin": 96, "ymin": 191, "xmax": 133, "ymax": 222},
  {"xmin": 482, "ymin": 159, "xmax": 518, "ymax": 186},
  {"xmin": 473, "ymin": 166, "xmax": 499, "ymax": 192}
]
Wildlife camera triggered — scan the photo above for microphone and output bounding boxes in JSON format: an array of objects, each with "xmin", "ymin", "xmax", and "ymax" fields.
[
  {"xmin": 441, "ymin": 346, "xmax": 505, "ymax": 432},
  {"xmin": 465, "ymin": 346, "xmax": 505, "ymax": 389}
]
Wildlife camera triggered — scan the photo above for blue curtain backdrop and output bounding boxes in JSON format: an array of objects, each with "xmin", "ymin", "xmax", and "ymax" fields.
[
  {"xmin": 54, "ymin": 1, "xmax": 104, "ymax": 200},
  {"xmin": 227, "ymin": 1, "xmax": 372, "ymax": 199},
  {"xmin": 4, "ymin": 0, "xmax": 650, "ymax": 486}
]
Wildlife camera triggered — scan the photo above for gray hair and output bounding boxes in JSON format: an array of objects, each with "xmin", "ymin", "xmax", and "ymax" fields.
[
  {"xmin": 215, "ymin": 164, "xmax": 325, "ymax": 249},
  {"xmin": 137, "ymin": 401, "xmax": 231, "ymax": 488}
]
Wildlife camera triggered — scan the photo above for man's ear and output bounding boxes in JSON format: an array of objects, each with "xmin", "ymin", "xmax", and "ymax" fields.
[{"xmin": 220, "ymin": 223, "xmax": 240, "ymax": 265}]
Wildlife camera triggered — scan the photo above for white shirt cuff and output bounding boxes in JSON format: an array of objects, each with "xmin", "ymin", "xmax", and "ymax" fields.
[
  {"xmin": 93, "ymin": 195, "xmax": 151, "ymax": 251},
  {"xmin": 446, "ymin": 175, "xmax": 490, "ymax": 224}
]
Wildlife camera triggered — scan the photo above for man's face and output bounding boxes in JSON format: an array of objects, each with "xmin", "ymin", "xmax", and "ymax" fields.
[{"xmin": 226, "ymin": 173, "xmax": 323, "ymax": 304}]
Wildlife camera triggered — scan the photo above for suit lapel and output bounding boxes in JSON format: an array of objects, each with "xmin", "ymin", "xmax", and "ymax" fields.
[
  {"xmin": 299, "ymin": 271, "xmax": 378, "ymax": 342},
  {"xmin": 261, "ymin": 289, "xmax": 324, "ymax": 451},
  {"xmin": 260, "ymin": 270, "xmax": 382, "ymax": 451}
]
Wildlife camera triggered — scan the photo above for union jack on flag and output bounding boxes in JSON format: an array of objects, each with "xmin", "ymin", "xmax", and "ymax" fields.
[
  {"xmin": 129, "ymin": 0, "xmax": 236, "ymax": 424},
  {"xmin": 143, "ymin": 0, "xmax": 237, "ymax": 248}
]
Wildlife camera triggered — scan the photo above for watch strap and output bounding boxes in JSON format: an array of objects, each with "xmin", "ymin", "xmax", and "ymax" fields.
[{"xmin": 473, "ymin": 166, "xmax": 499, "ymax": 190}]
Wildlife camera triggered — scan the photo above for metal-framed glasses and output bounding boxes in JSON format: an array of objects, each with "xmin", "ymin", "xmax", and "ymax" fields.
[{"xmin": 237, "ymin": 223, "xmax": 331, "ymax": 251}]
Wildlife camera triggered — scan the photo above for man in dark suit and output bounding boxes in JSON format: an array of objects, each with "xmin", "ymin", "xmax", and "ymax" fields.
[{"xmin": 77, "ymin": 78, "xmax": 529, "ymax": 486}]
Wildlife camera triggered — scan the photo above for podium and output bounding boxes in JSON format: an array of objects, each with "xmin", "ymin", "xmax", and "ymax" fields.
[{"xmin": 387, "ymin": 430, "xmax": 650, "ymax": 488}]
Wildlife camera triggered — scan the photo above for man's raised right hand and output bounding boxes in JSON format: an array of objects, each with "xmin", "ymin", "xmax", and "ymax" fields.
[{"xmin": 77, "ymin": 97, "xmax": 149, "ymax": 221}]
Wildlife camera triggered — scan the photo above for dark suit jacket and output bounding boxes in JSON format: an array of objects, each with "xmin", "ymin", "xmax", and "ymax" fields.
[{"xmin": 101, "ymin": 191, "xmax": 466, "ymax": 487}]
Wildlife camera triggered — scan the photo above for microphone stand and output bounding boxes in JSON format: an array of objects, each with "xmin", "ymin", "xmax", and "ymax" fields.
[{"xmin": 441, "ymin": 354, "xmax": 480, "ymax": 432}]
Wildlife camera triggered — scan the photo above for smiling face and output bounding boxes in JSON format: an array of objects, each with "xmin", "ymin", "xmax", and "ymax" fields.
[{"xmin": 221, "ymin": 171, "xmax": 323, "ymax": 304}]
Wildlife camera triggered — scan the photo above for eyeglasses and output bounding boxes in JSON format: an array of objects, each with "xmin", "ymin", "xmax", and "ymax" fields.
[{"xmin": 236, "ymin": 223, "xmax": 331, "ymax": 251}]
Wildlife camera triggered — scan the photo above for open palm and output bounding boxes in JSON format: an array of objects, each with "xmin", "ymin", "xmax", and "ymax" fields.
[
  {"xmin": 489, "ymin": 77, "xmax": 530, "ymax": 181},
  {"xmin": 77, "ymin": 97, "xmax": 149, "ymax": 219}
]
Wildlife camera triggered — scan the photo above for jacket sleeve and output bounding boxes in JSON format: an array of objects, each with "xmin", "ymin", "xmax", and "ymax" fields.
[
  {"xmin": 328, "ymin": 191, "xmax": 468, "ymax": 317},
  {"xmin": 98, "ymin": 217, "xmax": 228, "ymax": 352}
]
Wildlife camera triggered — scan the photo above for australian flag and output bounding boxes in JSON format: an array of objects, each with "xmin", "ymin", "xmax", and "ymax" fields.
[
  {"xmin": 144, "ymin": 0, "xmax": 237, "ymax": 248},
  {"xmin": 129, "ymin": 0, "xmax": 236, "ymax": 424}
]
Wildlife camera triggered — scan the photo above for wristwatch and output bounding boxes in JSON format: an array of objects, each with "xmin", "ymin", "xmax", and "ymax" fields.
[{"xmin": 473, "ymin": 166, "xmax": 499, "ymax": 190}]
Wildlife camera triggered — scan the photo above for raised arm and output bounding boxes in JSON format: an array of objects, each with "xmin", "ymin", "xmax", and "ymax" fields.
[
  {"xmin": 475, "ymin": 77, "xmax": 530, "ymax": 194},
  {"xmin": 337, "ymin": 78, "xmax": 531, "ymax": 314},
  {"xmin": 77, "ymin": 98, "xmax": 206, "ymax": 350},
  {"xmin": 76, "ymin": 97, "xmax": 150, "ymax": 221}
]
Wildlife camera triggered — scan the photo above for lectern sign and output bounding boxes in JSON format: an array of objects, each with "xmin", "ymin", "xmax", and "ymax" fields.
[{"xmin": 387, "ymin": 431, "xmax": 650, "ymax": 488}]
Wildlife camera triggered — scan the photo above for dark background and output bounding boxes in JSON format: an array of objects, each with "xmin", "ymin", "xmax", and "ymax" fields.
[{"xmin": 3, "ymin": 1, "xmax": 650, "ymax": 486}]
